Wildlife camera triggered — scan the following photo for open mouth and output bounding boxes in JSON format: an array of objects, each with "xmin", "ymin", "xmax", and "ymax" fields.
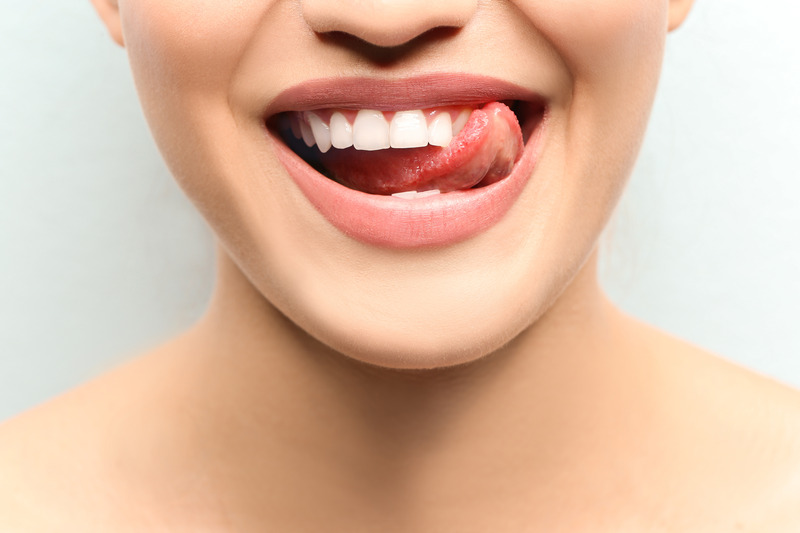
[
  {"xmin": 267, "ymin": 99, "xmax": 545, "ymax": 198},
  {"xmin": 262, "ymin": 74, "xmax": 548, "ymax": 248}
]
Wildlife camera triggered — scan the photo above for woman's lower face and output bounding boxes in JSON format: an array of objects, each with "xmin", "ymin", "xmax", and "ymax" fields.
[{"xmin": 116, "ymin": 0, "xmax": 670, "ymax": 368}]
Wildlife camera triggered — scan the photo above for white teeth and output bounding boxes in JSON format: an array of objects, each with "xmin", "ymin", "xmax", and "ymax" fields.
[
  {"xmin": 427, "ymin": 113, "xmax": 453, "ymax": 147},
  {"xmin": 299, "ymin": 119, "xmax": 315, "ymax": 147},
  {"xmin": 390, "ymin": 110, "xmax": 428, "ymax": 149},
  {"xmin": 330, "ymin": 112, "xmax": 353, "ymax": 149},
  {"xmin": 353, "ymin": 109, "xmax": 391, "ymax": 151},
  {"xmin": 391, "ymin": 189, "xmax": 441, "ymax": 199},
  {"xmin": 452, "ymin": 109, "xmax": 471, "ymax": 137},
  {"xmin": 307, "ymin": 113, "xmax": 331, "ymax": 153},
  {"xmin": 296, "ymin": 107, "xmax": 472, "ymax": 152},
  {"xmin": 415, "ymin": 189, "xmax": 441, "ymax": 198},
  {"xmin": 391, "ymin": 191, "xmax": 418, "ymax": 199}
]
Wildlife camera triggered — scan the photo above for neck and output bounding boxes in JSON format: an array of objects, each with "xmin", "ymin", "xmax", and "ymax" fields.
[{"xmin": 158, "ymin": 246, "xmax": 661, "ymax": 527}]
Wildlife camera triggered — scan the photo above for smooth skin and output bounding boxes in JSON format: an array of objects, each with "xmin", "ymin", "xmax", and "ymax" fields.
[{"xmin": 2, "ymin": 0, "xmax": 800, "ymax": 531}]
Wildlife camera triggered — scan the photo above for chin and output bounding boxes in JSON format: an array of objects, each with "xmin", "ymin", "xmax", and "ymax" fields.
[
  {"xmin": 279, "ymin": 267, "xmax": 562, "ymax": 371},
  {"xmin": 311, "ymin": 316, "xmax": 520, "ymax": 370}
]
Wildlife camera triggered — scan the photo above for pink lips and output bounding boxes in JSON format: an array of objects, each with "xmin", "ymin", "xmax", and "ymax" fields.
[{"xmin": 266, "ymin": 74, "xmax": 547, "ymax": 248}]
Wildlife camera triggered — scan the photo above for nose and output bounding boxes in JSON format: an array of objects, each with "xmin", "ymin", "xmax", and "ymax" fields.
[{"xmin": 301, "ymin": 0, "xmax": 478, "ymax": 48}]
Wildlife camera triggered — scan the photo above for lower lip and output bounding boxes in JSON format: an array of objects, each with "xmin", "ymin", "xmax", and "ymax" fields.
[{"xmin": 268, "ymin": 120, "xmax": 546, "ymax": 249}]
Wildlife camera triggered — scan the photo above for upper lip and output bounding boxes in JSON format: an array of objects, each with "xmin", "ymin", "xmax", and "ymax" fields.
[{"xmin": 264, "ymin": 73, "xmax": 545, "ymax": 118}]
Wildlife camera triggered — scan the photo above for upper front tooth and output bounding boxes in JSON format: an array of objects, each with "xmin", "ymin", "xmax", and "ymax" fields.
[
  {"xmin": 307, "ymin": 113, "xmax": 331, "ymax": 153},
  {"xmin": 390, "ymin": 110, "xmax": 428, "ymax": 149},
  {"xmin": 427, "ymin": 113, "xmax": 453, "ymax": 147},
  {"xmin": 353, "ymin": 109, "xmax": 390, "ymax": 151},
  {"xmin": 302, "ymin": 107, "xmax": 465, "ymax": 151},
  {"xmin": 330, "ymin": 112, "xmax": 353, "ymax": 149}
]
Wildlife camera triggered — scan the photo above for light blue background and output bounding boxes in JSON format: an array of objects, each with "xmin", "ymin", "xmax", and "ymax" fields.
[{"xmin": 2, "ymin": 2, "xmax": 799, "ymax": 421}]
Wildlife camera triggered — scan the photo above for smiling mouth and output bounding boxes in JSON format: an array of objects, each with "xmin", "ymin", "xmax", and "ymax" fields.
[
  {"xmin": 262, "ymin": 74, "xmax": 548, "ymax": 248},
  {"xmin": 267, "ymin": 98, "xmax": 544, "ymax": 197}
]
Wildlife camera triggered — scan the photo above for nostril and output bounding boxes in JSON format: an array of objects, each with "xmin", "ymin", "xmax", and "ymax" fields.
[
  {"xmin": 301, "ymin": 0, "xmax": 477, "ymax": 48},
  {"xmin": 319, "ymin": 27, "xmax": 462, "ymax": 65}
]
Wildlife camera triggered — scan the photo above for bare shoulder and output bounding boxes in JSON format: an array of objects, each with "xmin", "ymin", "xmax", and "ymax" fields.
[
  {"xmin": 0, "ymin": 383, "xmax": 122, "ymax": 531},
  {"xmin": 0, "ymin": 342, "xmax": 189, "ymax": 531},
  {"xmin": 635, "ymin": 319, "xmax": 800, "ymax": 531},
  {"xmin": 0, "ymin": 412, "xmax": 42, "ymax": 529},
  {"xmin": 0, "ymin": 334, "xmax": 214, "ymax": 532},
  {"xmin": 737, "ymin": 371, "xmax": 800, "ymax": 531}
]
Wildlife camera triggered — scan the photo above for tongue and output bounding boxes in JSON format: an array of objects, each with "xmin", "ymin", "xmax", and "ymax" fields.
[{"xmin": 319, "ymin": 101, "xmax": 524, "ymax": 195}]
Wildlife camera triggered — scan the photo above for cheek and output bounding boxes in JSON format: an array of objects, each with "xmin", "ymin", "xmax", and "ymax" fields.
[
  {"xmin": 520, "ymin": 0, "xmax": 668, "ymax": 176},
  {"xmin": 517, "ymin": 0, "xmax": 668, "ymax": 75},
  {"xmin": 117, "ymin": 0, "xmax": 257, "ymax": 155},
  {"xmin": 517, "ymin": 0, "xmax": 668, "ymax": 130},
  {"xmin": 117, "ymin": 0, "xmax": 285, "ymax": 153},
  {"xmin": 116, "ymin": 0, "xmax": 317, "ymax": 313},
  {"xmin": 511, "ymin": 0, "xmax": 669, "ymax": 269},
  {"xmin": 116, "ymin": 0, "xmax": 277, "ymax": 224},
  {"xmin": 119, "ymin": 0, "xmax": 264, "ymax": 91}
]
